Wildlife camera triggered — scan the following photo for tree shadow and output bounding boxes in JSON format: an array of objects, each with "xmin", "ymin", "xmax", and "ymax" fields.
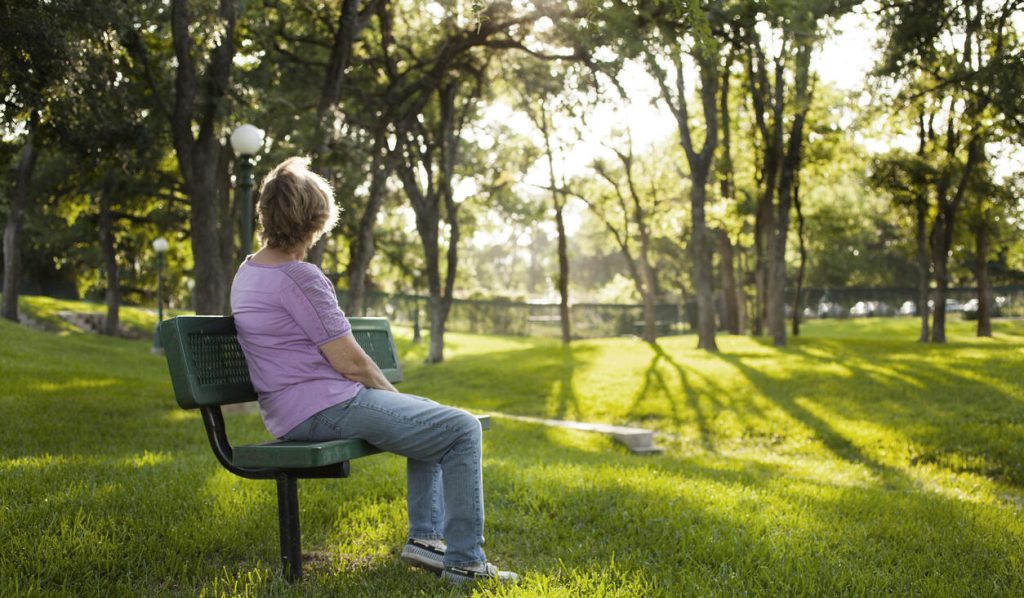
[
  {"xmin": 626, "ymin": 343, "xmax": 718, "ymax": 453},
  {"xmin": 715, "ymin": 333, "xmax": 1024, "ymax": 486},
  {"xmin": 716, "ymin": 350, "xmax": 905, "ymax": 484},
  {"xmin": 399, "ymin": 340, "xmax": 595, "ymax": 421},
  {"xmin": 552, "ymin": 344, "xmax": 582, "ymax": 420}
]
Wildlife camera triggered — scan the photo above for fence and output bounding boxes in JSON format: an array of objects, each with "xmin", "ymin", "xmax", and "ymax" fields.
[
  {"xmin": 337, "ymin": 291, "xmax": 686, "ymax": 339},
  {"xmin": 339, "ymin": 285, "xmax": 1024, "ymax": 340},
  {"xmin": 791, "ymin": 285, "xmax": 1024, "ymax": 320}
]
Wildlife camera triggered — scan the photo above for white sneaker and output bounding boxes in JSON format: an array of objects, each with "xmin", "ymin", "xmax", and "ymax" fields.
[
  {"xmin": 441, "ymin": 563, "xmax": 521, "ymax": 584},
  {"xmin": 400, "ymin": 539, "xmax": 446, "ymax": 574}
]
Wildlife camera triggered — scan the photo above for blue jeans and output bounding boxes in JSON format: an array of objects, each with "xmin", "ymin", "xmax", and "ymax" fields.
[{"xmin": 282, "ymin": 387, "xmax": 487, "ymax": 568}]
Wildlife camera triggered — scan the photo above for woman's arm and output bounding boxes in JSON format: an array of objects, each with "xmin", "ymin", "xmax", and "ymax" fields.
[{"xmin": 319, "ymin": 334, "xmax": 398, "ymax": 392}]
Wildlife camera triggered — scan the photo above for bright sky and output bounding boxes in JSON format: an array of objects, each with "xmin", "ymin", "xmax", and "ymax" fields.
[{"xmin": 516, "ymin": 7, "xmax": 887, "ymax": 185}]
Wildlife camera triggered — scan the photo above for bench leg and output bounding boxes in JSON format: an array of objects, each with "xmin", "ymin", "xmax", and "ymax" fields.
[{"xmin": 276, "ymin": 473, "xmax": 302, "ymax": 582}]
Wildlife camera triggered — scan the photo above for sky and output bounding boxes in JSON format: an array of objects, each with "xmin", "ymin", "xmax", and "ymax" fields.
[{"xmin": 512, "ymin": 7, "xmax": 887, "ymax": 190}]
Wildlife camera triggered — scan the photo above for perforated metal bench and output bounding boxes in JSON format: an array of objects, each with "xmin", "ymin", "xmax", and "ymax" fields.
[{"xmin": 157, "ymin": 315, "xmax": 488, "ymax": 581}]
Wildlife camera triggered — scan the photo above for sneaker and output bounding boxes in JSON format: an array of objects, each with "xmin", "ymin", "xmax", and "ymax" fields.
[
  {"xmin": 400, "ymin": 539, "xmax": 446, "ymax": 574},
  {"xmin": 441, "ymin": 563, "xmax": 521, "ymax": 584}
]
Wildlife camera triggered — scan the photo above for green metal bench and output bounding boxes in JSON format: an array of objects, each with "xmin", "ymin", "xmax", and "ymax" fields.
[{"xmin": 157, "ymin": 315, "xmax": 488, "ymax": 581}]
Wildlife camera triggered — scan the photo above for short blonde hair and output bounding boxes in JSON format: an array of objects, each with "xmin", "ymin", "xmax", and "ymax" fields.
[{"xmin": 256, "ymin": 157, "xmax": 339, "ymax": 250}]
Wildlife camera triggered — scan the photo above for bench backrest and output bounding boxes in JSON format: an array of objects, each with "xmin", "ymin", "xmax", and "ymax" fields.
[{"xmin": 159, "ymin": 315, "xmax": 403, "ymax": 410}]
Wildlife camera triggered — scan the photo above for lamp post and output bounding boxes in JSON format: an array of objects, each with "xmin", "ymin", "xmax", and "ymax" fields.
[
  {"xmin": 230, "ymin": 124, "xmax": 265, "ymax": 260},
  {"xmin": 151, "ymin": 237, "xmax": 169, "ymax": 354}
]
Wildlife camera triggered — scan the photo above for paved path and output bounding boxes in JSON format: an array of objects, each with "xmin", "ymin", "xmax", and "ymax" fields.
[{"xmin": 491, "ymin": 413, "xmax": 663, "ymax": 455}]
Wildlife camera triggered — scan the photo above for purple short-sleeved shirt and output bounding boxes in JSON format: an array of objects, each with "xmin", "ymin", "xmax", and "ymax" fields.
[{"xmin": 230, "ymin": 258, "xmax": 363, "ymax": 438}]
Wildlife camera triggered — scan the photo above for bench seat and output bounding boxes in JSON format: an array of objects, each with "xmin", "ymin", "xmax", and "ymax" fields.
[
  {"xmin": 232, "ymin": 415, "xmax": 491, "ymax": 469},
  {"xmin": 233, "ymin": 438, "xmax": 382, "ymax": 469}
]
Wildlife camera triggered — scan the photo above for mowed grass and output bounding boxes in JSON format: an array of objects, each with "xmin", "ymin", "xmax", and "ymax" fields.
[{"xmin": 1, "ymin": 297, "xmax": 1023, "ymax": 596}]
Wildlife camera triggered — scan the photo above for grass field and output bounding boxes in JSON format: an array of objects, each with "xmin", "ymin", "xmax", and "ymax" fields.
[{"xmin": 2, "ymin": 296, "xmax": 1023, "ymax": 596}]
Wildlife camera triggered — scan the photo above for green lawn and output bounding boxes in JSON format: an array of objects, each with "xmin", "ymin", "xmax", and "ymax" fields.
[{"xmin": 2, "ymin": 298, "xmax": 1023, "ymax": 596}]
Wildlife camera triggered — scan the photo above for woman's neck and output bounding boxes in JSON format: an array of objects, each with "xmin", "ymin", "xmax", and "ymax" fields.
[{"xmin": 252, "ymin": 245, "xmax": 306, "ymax": 264}]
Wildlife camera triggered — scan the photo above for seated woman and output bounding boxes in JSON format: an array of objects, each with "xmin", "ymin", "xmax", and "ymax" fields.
[{"xmin": 230, "ymin": 157, "xmax": 518, "ymax": 584}]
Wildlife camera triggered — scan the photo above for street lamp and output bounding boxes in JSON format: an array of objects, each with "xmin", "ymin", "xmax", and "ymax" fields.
[
  {"xmin": 151, "ymin": 237, "xmax": 169, "ymax": 355},
  {"xmin": 230, "ymin": 124, "xmax": 265, "ymax": 260}
]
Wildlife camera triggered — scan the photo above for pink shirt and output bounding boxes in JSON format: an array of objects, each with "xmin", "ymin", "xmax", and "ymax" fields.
[{"xmin": 230, "ymin": 259, "xmax": 363, "ymax": 438}]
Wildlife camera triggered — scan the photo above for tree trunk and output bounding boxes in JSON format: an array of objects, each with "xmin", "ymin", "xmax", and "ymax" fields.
[
  {"xmin": 791, "ymin": 177, "xmax": 806, "ymax": 338},
  {"xmin": 435, "ymin": 82, "xmax": 461, "ymax": 364},
  {"xmin": 915, "ymin": 192, "xmax": 930, "ymax": 342},
  {"xmin": 690, "ymin": 168, "xmax": 718, "ymax": 351},
  {"xmin": 169, "ymin": 0, "xmax": 235, "ymax": 315},
  {"xmin": 753, "ymin": 204, "xmax": 770, "ymax": 336},
  {"xmin": 670, "ymin": 50, "xmax": 718, "ymax": 351},
  {"xmin": 974, "ymin": 222, "xmax": 992, "ymax": 337},
  {"xmin": 716, "ymin": 55, "xmax": 740, "ymax": 336},
  {"xmin": 538, "ymin": 106, "xmax": 572, "ymax": 344},
  {"xmin": 395, "ymin": 82, "xmax": 467, "ymax": 364},
  {"xmin": 746, "ymin": 41, "xmax": 784, "ymax": 338},
  {"xmin": 308, "ymin": 0, "xmax": 380, "ymax": 270},
  {"xmin": 1, "ymin": 122, "xmax": 39, "ymax": 322},
  {"xmin": 415, "ymin": 214, "xmax": 446, "ymax": 362},
  {"xmin": 767, "ymin": 43, "xmax": 811, "ymax": 347},
  {"xmin": 189, "ymin": 148, "xmax": 230, "ymax": 314},
  {"xmin": 930, "ymin": 237, "xmax": 950, "ymax": 343},
  {"xmin": 716, "ymin": 229, "xmax": 740, "ymax": 334},
  {"xmin": 930, "ymin": 135, "xmax": 982, "ymax": 343},
  {"xmin": 555, "ymin": 201, "xmax": 571, "ymax": 344},
  {"xmin": 346, "ymin": 132, "xmax": 395, "ymax": 316},
  {"xmin": 98, "ymin": 178, "xmax": 120, "ymax": 336}
]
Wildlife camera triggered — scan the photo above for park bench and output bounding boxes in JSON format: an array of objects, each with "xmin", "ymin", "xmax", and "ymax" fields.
[{"xmin": 157, "ymin": 315, "xmax": 489, "ymax": 582}]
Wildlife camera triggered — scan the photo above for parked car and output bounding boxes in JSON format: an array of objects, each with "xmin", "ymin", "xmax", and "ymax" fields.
[
  {"xmin": 849, "ymin": 301, "xmax": 895, "ymax": 317},
  {"xmin": 899, "ymin": 300, "xmax": 917, "ymax": 316},
  {"xmin": 817, "ymin": 301, "xmax": 845, "ymax": 318},
  {"xmin": 850, "ymin": 301, "xmax": 871, "ymax": 317},
  {"xmin": 926, "ymin": 298, "xmax": 964, "ymax": 313},
  {"xmin": 962, "ymin": 297, "xmax": 1004, "ymax": 320}
]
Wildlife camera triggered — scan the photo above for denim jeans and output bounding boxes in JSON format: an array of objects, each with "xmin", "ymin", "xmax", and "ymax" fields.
[{"xmin": 282, "ymin": 387, "xmax": 487, "ymax": 568}]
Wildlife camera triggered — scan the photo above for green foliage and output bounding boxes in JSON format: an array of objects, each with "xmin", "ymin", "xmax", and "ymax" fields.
[
  {"xmin": 3, "ymin": 297, "xmax": 1024, "ymax": 595},
  {"xmin": 2, "ymin": 0, "xmax": 1023, "ymax": 322}
]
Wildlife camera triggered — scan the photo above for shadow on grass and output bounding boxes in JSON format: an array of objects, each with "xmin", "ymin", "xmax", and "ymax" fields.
[
  {"xmin": 627, "ymin": 343, "xmax": 716, "ymax": 452},
  {"xmin": 485, "ymin": 421, "xmax": 1024, "ymax": 596},
  {"xmin": 713, "ymin": 335, "xmax": 1024, "ymax": 486},
  {"xmin": 399, "ymin": 340, "xmax": 595, "ymax": 421}
]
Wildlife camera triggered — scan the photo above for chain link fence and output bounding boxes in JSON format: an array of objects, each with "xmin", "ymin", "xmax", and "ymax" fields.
[
  {"xmin": 338, "ymin": 291, "xmax": 686, "ymax": 339},
  {"xmin": 791, "ymin": 285, "xmax": 1024, "ymax": 321},
  {"xmin": 338, "ymin": 285, "xmax": 1024, "ymax": 340}
]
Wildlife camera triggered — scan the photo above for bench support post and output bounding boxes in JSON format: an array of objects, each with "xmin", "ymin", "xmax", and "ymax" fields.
[{"xmin": 276, "ymin": 473, "xmax": 302, "ymax": 582}]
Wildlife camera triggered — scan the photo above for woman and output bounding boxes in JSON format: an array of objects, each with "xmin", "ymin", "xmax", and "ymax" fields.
[{"xmin": 230, "ymin": 157, "xmax": 518, "ymax": 584}]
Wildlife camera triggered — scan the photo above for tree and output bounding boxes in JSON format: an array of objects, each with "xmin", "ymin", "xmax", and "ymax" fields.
[
  {"xmin": 736, "ymin": 0, "xmax": 856, "ymax": 346},
  {"xmin": 514, "ymin": 62, "xmax": 576, "ymax": 343},
  {"xmin": 870, "ymin": 142, "xmax": 934, "ymax": 342},
  {"xmin": 380, "ymin": 1, "xmax": 580, "ymax": 362},
  {"xmin": 47, "ymin": 8, "xmax": 167, "ymax": 335},
  {"xmin": 158, "ymin": 0, "xmax": 239, "ymax": 315},
  {"xmin": 623, "ymin": 0, "xmax": 723, "ymax": 351},
  {"xmin": 0, "ymin": 1, "xmax": 92, "ymax": 322},
  {"xmin": 301, "ymin": 0, "xmax": 385, "ymax": 269},
  {"xmin": 876, "ymin": 0, "xmax": 1022, "ymax": 342}
]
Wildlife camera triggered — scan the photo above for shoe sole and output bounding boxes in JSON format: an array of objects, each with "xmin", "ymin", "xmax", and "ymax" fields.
[
  {"xmin": 441, "ymin": 568, "xmax": 521, "ymax": 585},
  {"xmin": 400, "ymin": 545, "xmax": 444, "ymax": 575}
]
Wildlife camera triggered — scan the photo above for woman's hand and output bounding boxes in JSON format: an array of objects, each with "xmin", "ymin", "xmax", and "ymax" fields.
[{"xmin": 319, "ymin": 334, "xmax": 398, "ymax": 392}]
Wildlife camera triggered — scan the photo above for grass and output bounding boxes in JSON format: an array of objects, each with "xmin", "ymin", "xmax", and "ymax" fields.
[
  {"xmin": 16, "ymin": 294, "xmax": 188, "ymax": 337},
  {"xmin": 2, "ymin": 297, "xmax": 1024, "ymax": 596}
]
